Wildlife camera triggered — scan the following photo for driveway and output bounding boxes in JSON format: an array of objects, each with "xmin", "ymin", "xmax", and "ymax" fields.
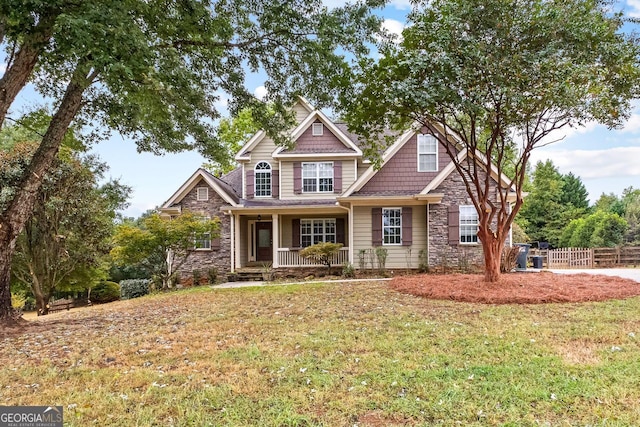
[{"xmin": 549, "ymin": 268, "xmax": 640, "ymax": 283}]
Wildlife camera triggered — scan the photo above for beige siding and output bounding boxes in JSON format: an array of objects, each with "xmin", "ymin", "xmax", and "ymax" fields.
[
  {"xmin": 279, "ymin": 159, "xmax": 356, "ymax": 199},
  {"xmin": 248, "ymin": 137, "xmax": 278, "ymax": 170},
  {"xmin": 352, "ymin": 205, "xmax": 427, "ymax": 270},
  {"xmin": 293, "ymin": 102, "xmax": 311, "ymax": 124}
]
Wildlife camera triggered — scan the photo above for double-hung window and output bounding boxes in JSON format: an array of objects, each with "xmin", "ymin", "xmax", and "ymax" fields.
[
  {"xmin": 302, "ymin": 162, "xmax": 333, "ymax": 193},
  {"xmin": 194, "ymin": 216, "xmax": 212, "ymax": 250},
  {"xmin": 254, "ymin": 161, "xmax": 272, "ymax": 197},
  {"xmin": 417, "ymin": 134, "xmax": 438, "ymax": 172},
  {"xmin": 459, "ymin": 205, "xmax": 479, "ymax": 244},
  {"xmin": 300, "ymin": 219, "xmax": 336, "ymax": 247},
  {"xmin": 383, "ymin": 208, "xmax": 402, "ymax": 245}
]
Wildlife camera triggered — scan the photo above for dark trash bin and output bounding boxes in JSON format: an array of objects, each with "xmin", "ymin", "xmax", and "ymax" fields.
[
  {"xmin": 531, "ymin": 255, "xmax": 543, "ymax": 269},
  {"xmin": 515, "ymin": 243, "xmax": 531, "ymax": 270}
]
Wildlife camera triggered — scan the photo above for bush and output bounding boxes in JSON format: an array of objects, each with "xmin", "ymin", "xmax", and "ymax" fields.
[
  {"xmin": 300, "ymin": 242, "xmax": 344, "ymax": 272},
  {"xmin": 342, "ymin": 262, "xmax": 355, "ymax": 278},
  {"xmin": 11, "ymin": 292, "xmax": 26, "ymax": 310},
  {"xmin": 207, "ymin": 267, "xmax": 218, "ymax": 284},
  {"xmin": 91, "ymin": 281, "xmax": 121, "ymax": 303},
  {"xmin": 120, "ymin": 279, "xmax": 150, "ymax": 300}
]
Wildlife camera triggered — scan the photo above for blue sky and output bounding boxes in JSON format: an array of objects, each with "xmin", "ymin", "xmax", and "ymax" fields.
[{"xmin": 3, "ymin": 0, "xmax": 640, "ymax": 217}]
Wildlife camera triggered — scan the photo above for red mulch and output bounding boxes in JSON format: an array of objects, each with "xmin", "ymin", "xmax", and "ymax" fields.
[{"xmin": 390, "ymin": 271, "xmax": 640, "ymax": 304}]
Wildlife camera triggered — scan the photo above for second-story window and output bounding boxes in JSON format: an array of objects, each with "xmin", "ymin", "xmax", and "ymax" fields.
[
  {"xmin": 302, "ymin": 162, "xmax": 333, "ymax": 193},
  {"xmin": 417, "ymin": 134, "xmax": 438, "ymax": 172},
  {"xmin": 255, "ymin": 161, "xmax": 272, "ymax": 197}
]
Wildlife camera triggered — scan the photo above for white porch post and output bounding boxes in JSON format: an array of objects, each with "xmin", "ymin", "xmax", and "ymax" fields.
[
  {"xmin": 349, "ymin": 204, "xmax": 354, "ymax": 265},
  {"xmin": 234, "ymin": 213, "xmax": 241, "ymax": 270},
  {"xmin": 272, "ymin": 213, "xmax": 280, "ymax": 268}
]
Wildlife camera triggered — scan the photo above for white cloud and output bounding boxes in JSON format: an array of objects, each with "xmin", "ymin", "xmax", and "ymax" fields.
[
  {"xmin": 254, "ymin": 85, "xmax": 268, "ymax": 100},
  {"xmin": 322, "ymin": 0, "xmax": 412, "ymax": 10},
  {"xmin": 381, "ymin": 18, "xmax": 405, "ymax": 41},
  {"xmin": 388, "ymin": 0, "xmax": 413, "ymax": 10},
  {"xmin": 627, "ymin": 0, "xmax": 640, "ymax": 18},
  {"xmin": 529, "ymin": 146, "xmax": 640, "ymax": 179}
]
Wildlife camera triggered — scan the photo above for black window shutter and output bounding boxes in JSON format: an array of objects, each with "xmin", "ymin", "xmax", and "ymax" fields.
[
  {"xmin": 448, "ymin": 205, "xmax": 460, "ymax": 245},
  {"xmin": 336, "ymin": 218, "xmax": 346, "ymax": 244},
  {"xmin": 272, "ymin": 169, "xmax": 279, "ymax": 198},
  {"xmin": 292, "ymin": 218, "xmax": 301, "ymax": 248},
  {"xmin": 211, "ymin": 237, "xmax": 221, "ymax": 250},
  {"xmin": 402, "ymin": 207, "xmax": 412, "ymax": 246},
  {"xmin": 293, "ymin": 162, "xmax": 302, "ymax": 194},
  {"xmin": 246, "ymin": 170, "xmax": 254, "ymax": 199},
  {"xmin": 334, "ymin": 161, "xmax": 342, "ymax": 193},
  {"xmin": 372, "ymin": 208, "xmax": 382, "ymax": 246}
]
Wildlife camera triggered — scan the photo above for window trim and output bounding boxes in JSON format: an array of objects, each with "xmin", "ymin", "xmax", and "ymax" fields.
[
  {"xmin": 300, "ymin": 218, "xmax": 336, "ymax": 247},
  {"xmin": 302, "ymin": 161, "xmax": 334, "ymax": 193},
  {"xmin": 312, "ymin": 122, "xmax": 324, "ymax": 136},
  {"xmin": 459, "ymin": 205, "xmax": 479, "ymax": 245},
  {"xmin": 417, "ymin": 134, "xmax": 438, "ymax": 172},
  {"xmin": 193, "ymin": 216, "xmax": 212, "ymax": 250},
  {"xmin": 196, "ymin": 187, "xmax": 209, "ymax": 201},
  {"xmin": 254, "ymin": 161, "xmax": 272, "ymax": 197},
  {"xmin": 382, "ymin": 208, "xmax": 402, "ymax": 246}
]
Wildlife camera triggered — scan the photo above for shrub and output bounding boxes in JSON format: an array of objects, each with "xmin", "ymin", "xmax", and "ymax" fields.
[
  {"xmin": 207, "ymin": 267, "xmax": 218, "ymax": 284},
  {"xmin": 192, "ymin": 269, "xmax": 202, "ymax": 286},
  {"xmin": 342, "ymin": 262, "xmax": 355, "ymax": 278},
  {"xmin": 300, "ymin": 242, "xmax": 344, "ymax": 273},
  {"xmin": 418, "ymin": 249, "xmax": 429, "ymax": 273},
  {"xmin": 11, "ymin": 292, "xmax": 26, "ymax": 310},
  {"xmin": 120, "ymin": 279, "xmax": 150, "ymax": 300},
  {"xmin": 92, "ymin": 281, "xmax": 121, "ymax": 303},
  {"xmin": 375, "ymin": 247, "xmax": 388, "ymax": 271},
  {"xmin": 501, "ymin": 246, "xmax": 520, "ymax": 273}
]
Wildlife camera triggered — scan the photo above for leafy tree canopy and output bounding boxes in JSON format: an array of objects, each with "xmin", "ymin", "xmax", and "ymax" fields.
[
  {"xmin": 202, "ymin": 108, "xmax": 261, "ymax": 175},
  {"xmin": 111, "ymin": 211, "xmax": 220, "ymax": 289},
  {"xmin": 0, "ymin": 0, "xmax": 382, "ymax": 322},
  {"xmin": 341, "ymin": 0, "xmax": 640, "ymax": 281}
]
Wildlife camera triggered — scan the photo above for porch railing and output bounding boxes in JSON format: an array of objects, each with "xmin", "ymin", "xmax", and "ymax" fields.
[{"xmin": 277, "ymin": 247, "xmax": 349, "ymax": 267}]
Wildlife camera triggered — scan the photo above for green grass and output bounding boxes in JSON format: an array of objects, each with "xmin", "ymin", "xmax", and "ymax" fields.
[{"xmin": 2, "ymin": 281, "xmax": 640, "ymax": 426}]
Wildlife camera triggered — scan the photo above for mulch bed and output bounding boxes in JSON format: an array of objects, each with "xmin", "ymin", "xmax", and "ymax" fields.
[{"xmin": 390, "ymin": 271, "xmax": 640, "ymax": 304}]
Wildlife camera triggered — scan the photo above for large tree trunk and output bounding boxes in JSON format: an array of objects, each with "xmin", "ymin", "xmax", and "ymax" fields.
[
  {"xmin": 479, "ymin": 229, "xmax": 505, "ymax": 283},
  {"xmin": 0, "ymin": 15, "xmax": 56, "ymax": 128},
  {"xmin": 0, "ymin": 66, "xmax": 92, "ymax": 325},
  {"xmin": 0, "ymin": 239, "xmax": 18, "ymax": 323}
]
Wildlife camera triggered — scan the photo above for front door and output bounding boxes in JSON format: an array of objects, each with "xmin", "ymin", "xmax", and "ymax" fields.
[{"xmin": 256, "ymin": 221, "xmax": 272, "ymax": 262}]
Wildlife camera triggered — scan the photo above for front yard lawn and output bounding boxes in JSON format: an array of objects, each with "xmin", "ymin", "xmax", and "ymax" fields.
[{"xmin": 1, "ymin": 280, "xmax": 639, "ymax": 426}]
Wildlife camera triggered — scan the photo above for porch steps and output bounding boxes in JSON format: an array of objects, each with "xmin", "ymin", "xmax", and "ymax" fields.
[{"xmin": 232, "ymin": 268, "xmax": 264, "ymax": 282}]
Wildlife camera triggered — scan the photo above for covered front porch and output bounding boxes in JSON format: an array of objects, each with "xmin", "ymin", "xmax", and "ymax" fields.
[{"xmin": 226, "ymin": 205, "xmax": 351, "ymax": 271}]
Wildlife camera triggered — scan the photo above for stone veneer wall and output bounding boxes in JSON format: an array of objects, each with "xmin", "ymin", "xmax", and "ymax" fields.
[
  {"xmin": 428, "ymin": 169, "xmax": 510, "ymax": 272},
  {"xmin": 174, "ymin": 181, "xmax": 232, "ymax": 281}
]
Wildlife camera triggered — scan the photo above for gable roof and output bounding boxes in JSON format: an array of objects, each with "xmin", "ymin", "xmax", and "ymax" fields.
[
  {"xmin": 235, "ymin": 97, "xmax": 316, "ymax": 161},
  {"xmin": 161, "ymin": 168, "xmax": 240, "ymax": 208},
  {"xmin": 342, "ymin": 120, "xmax": 515, "ymax": 199},
  {"xmin": 272, "ymin": 110, "xmax": 362, "ymax": 158}
]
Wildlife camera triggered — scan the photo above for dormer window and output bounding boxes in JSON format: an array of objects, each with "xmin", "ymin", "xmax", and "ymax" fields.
[
  {"xmin": 254, "ymin": 161, "xmax": 272, "ymax": 197},
  {"xmin": 312, "ymin": 122, "xmax": 324, "ymax": 136},
  {"xmin": 196, "ymin": 187, "xmax": 209, "ymax": 201}
]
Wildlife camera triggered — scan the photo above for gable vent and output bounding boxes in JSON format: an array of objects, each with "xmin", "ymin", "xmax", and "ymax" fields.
[{"xmin": 312, "ymin": 122, "xmax": 324, "ymax": 136}]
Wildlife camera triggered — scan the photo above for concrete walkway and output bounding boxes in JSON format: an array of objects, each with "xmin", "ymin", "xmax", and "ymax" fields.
[
  {"xmin": 212, "ymin": 277, "xmax": 393, "ymax": 289},
  {"xmin": 548, "ymin": 268, "xmax": 640, "ymax": 282}
]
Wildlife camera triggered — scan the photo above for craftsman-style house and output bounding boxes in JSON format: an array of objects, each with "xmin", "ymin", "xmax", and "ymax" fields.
[{"xmin": 160, "ymin": 98, "xmax": 515, "ymax": 277}]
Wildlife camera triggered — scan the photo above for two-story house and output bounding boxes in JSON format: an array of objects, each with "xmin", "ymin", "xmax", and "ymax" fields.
[{"xmin": 160, "ymin": 98, "xmax": 515, "ymax": 278}]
